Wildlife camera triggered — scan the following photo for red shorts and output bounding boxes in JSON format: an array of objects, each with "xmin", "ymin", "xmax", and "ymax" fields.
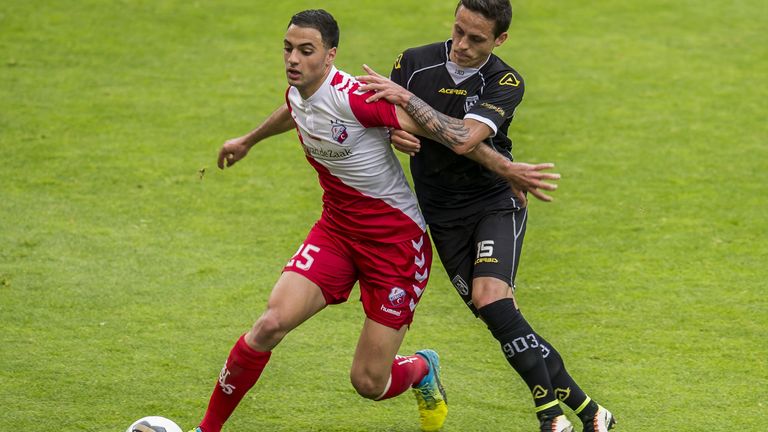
[{"xmin": 283, "ymin": 220, "xmax": 432, "ymax": 329}]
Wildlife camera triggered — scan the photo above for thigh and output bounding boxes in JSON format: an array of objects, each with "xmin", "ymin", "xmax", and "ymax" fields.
[
  {"xmin": 429, "ymin": 220, "xmax": 477, "ymax": 313},
  {"xmin": 473, "ymin": 208, "xmax": 528, "ymax": 286},
  {"xmin": 355, "ymin": 233, "xmax": 433, "ymax": 329},
  {"xmin": 249, "ymin": 271, "xmax": 329, "ymax": 351},
  {"xmin": 283, "ymin": 222, "xmax": 358, "ymax": 305},
  {"xmin": 430, "ymin": 208, "xmax": 528, "ymax": 316}
]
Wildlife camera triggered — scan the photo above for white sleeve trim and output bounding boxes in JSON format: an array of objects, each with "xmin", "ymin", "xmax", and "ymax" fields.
[{"xmin": 465, "ymin": 113, "xmax": 498, "ymax": 137}]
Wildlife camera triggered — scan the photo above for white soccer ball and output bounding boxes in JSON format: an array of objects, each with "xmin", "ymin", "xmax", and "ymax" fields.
[{"xmin": 126, "ymin": 416, "xmax": 183, "ymax": 432}]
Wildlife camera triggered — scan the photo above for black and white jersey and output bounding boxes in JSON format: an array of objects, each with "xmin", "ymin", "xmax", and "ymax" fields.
[{"xmin": 391, "ymin": 40, "xmax": 525, "ymax": 225}]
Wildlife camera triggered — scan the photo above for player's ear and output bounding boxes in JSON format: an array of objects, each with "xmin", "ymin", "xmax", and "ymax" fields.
[
  {"xmin": 326, "ymin": 47, "xmax": 337, "ymax": 65},
  {"xmin": 495, "ymin": 32, "xmax": 508, "ymax": 47}
]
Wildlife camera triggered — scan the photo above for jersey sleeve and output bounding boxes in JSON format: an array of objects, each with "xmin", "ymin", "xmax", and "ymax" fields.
[
  {"xmin": 348, "ymin": 86, "xmax": 401, "ymax": 129},
  {"xmin": 465, "ymin": 70, "xmax": 524, "ymax": 136}
]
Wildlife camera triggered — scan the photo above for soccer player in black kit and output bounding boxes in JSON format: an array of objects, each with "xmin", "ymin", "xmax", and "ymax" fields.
[{"xmin": 357, "ymin": 1, "xmax": 616, "ymax": 431}]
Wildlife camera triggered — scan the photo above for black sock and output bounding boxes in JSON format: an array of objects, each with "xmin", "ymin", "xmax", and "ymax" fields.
[
  {"xmin": 478, "ymin": 299, "xmax": 562, "ymax": 420},
  {"xmin": 536, "ymin": 335, "xmax": 599, "ymax": 421}
]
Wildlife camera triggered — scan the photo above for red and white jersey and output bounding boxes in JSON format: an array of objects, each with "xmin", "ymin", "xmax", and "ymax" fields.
[{"xmin": 286, "ymin": 66, "xmax": 425, "ymax": 243}]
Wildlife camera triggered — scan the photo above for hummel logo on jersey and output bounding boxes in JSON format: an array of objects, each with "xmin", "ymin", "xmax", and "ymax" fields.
[
  {"xmin": 330, "ymin": 120, "xmax": 348, "ymax": 144},
  {"xmin": 218, "ymin": 365, "xmax": 236, "ymax": 395},
  {"xmin": 380, "ymin": 304, "xmax": 402, "ymax": 316},
  {"xmin": 411, "ymin": 236, "xmax": 424, "ymax": 251},
  {"xmin": 415, "ymin": 268, "xmax": 429, "ymax": 283},
  {"xmin": 332, "ymin": 74, "xmax": 354, "ymax": 93}
]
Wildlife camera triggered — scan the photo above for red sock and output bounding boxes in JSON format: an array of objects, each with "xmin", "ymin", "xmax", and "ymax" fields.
[
  {"xmin": 376, "ymin": 354, "xmax": 429, "ymax": 400},
  {"xmin": 199, "ymin": 335, "xmax": 271, "ymax": 432}
]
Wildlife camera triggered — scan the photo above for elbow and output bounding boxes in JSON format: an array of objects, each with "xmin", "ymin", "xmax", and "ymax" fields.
[{"xmin": 451, "ymin": 140, "xmax": 480, "ymax": 155}]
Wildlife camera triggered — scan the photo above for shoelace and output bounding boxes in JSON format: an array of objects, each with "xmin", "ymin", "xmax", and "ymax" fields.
[{"xmin": 416, "ymin": 382, "xmax": 438, "ymax": 407}]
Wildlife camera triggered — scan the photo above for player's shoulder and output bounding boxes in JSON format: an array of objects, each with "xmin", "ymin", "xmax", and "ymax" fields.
[
  {"xmin": 397, "ymin": 41, "xmax": 446, "ymax": 69},
  {"xmin": 483, "ymin": 55, "xmax": 524, "ymax": 89},
  {"xmin": 323, "ymin": 68, "xmax": 365, "ymax": 104},
  {"xmin": 308, "ymin": 68, "xmax": 360, "ymax": 117},
  {"xmin": 327, "ymin": 68, "xmax": 359, "ymax": 92}
]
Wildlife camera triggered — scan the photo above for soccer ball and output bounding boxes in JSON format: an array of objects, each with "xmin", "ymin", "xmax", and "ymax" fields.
[{"xmin": 125, "ymin": 416, "xmax": 183, "ymax": 432}]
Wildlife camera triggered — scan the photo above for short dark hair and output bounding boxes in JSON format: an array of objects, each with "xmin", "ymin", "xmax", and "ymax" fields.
[
  {"xmin": 288, "ymin": 9, "xmax": 340, "ymax": 49},
  {"xmin": 455, "ymin": 0, "xmax": 512, "ymax": 37}
]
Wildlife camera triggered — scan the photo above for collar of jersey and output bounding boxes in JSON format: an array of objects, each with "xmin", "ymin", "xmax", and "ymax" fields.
[
  {"xmin": 299, "ymin": 65, "xmax": 338, "ymax": 102},
  {"xmin": 443, "ymin": 39, "xmax": 491, "ymax": 85}
]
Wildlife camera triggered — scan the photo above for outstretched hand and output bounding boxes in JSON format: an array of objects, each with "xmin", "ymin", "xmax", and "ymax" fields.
[
  {"xmin": 356, "ymin": 64, "xmax": 411, "ymax": 106},
  {"xmin": 503, "ymin": 162, "xmax": 560, "ymax": 206}
]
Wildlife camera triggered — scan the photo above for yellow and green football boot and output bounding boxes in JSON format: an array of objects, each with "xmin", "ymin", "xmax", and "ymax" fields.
[{"xmin": 412, "ymin": 349, "xmax": 447, "ymax": 431}]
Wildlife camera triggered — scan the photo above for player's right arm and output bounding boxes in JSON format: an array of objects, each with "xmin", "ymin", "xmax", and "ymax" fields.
[
  {"xmin": 217, "ymin": 104, "xmax": 294, "ymax": 169},
  {"xmin": 393, "ymin": 107, "xmax": 558, "ymax": 204},
  {"xmin": 368, "ymin": 61, "xmax": 559, "ymax": 203}
]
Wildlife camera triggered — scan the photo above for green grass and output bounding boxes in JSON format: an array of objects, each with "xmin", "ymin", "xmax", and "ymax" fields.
[{"xmin": 1, "ymin": 0, "xmax": 766, "ymax": 431}]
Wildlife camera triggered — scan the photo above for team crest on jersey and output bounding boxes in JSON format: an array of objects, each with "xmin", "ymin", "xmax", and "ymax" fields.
[
  {"xmin": 330, "ymin": 120, "xmax": 348, "ymax": 144},
  {"xmin": 388, "ymin": 287, "xmax": 406, "ymax": 306},
  {"xmin": 451, "ymin": 275, "xmax": 470, "ymax": 296},
  {"xmin": 464, "ymin": 95, "xmax": 479, "ymax": 112}
]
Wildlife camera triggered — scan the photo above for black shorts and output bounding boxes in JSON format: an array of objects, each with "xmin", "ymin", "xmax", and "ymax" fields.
[{"xmin": 429, "ymin": 208, "xmax": 528, "ymax": 315}]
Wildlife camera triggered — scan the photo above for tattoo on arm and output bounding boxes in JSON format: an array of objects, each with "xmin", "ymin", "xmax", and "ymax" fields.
[{"xmin": 406, "ymin": 95, "xmax": 470, "ymax": 149}]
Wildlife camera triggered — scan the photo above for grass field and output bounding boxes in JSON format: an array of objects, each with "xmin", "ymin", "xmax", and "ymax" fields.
[{"xmin": 1, "ymin": 1, "xmax": 766, "ymax": 431}]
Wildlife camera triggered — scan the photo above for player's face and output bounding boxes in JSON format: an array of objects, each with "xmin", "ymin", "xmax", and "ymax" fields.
[
  {"xmin": 450, "ymin": 6, "xmax": 508, "ymax": 68},
  {"xmin": 284, "ymin": 24, "xmax": 336, "ymax": 97}
]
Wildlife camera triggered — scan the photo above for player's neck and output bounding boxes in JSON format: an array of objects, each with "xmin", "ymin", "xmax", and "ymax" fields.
[
  {"xmin": 448, "ymin": 51, "xmax": 490, "ymax": 70},
  {"xmin": 298, "ymin": 64, "xmax": 335, "ymax": 99}
]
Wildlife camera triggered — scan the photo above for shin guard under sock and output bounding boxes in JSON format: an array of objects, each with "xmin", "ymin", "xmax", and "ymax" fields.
[
  {"xmin": 478, "ymin": 299, "xmax": 562, "ymax": 420},
  {"xmin": 199, "ymin": 334, "xmax": 272, "ymax": 432},
  {"xmin": 376, "ymin": 354, "xmax": 429, "ymax": 400}
]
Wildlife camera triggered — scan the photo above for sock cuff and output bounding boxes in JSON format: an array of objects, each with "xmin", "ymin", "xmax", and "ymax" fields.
[
  {"xmin": 374, "ymin": 374, "xmax": 393, "ymax": 401},
  {"xmin": 230, "ymin": 334, "xmax": 271, "ymax": 369},
  {"xmin": 535, "ymin": 399, "xmax": 560, "ymax": 412},
  {"xmin": 477, "ymin": 297, "xmax": 517, "ymax": 315},
  {"xmin": 477, "ymin": 298, "xmax": 523, "ymax": 339},
  {"xmin": 574, "ymin": 396, "xmax": 592, "ymax": 414}
]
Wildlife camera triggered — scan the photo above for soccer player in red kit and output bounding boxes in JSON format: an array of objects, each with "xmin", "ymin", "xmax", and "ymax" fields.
[{"xmin": 189, "ymin": 8, "xmax": 558, "ymax": 432}]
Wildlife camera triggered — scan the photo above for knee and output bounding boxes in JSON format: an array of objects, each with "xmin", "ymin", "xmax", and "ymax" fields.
[
  {"xmin": 248, "ymin": 309, "xmax": 288, "ymax": 350},
  {"xmin": 472, "ymin": 277, "xmax": 512, "ymax": 309},
  {"xmin": 350, "ymin": 369, "xmax": 388, "ymax": 400}
]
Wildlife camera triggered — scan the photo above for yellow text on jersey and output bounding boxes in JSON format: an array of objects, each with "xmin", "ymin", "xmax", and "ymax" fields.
[{"xmin": 438, "ymin": 87, "xmax": 468, "ymax": 96}]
